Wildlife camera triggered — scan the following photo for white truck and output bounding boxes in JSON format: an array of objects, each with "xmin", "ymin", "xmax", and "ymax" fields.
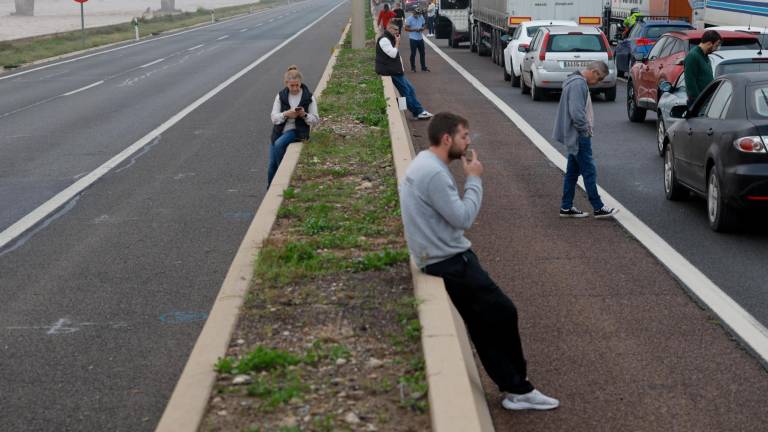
[
  {"xmin": 700, "ymin": 0, "xmax": 768, "ymax": 28},
  {"xmin": 436, "ymin": 0, "xmax": 609, "ymax": 67}
]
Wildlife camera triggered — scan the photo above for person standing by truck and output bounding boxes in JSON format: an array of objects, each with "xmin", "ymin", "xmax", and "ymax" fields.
[
  {"xmin": 684, "ymin": 30, "xmax": 722, "ymax": 107},
  {"xmin": 427, "ymin": 0, "xmax": 437, "ymax": 37},
  {"xmin": 405, "ymin": 8, "xmax": 430, "ymax": 72}
]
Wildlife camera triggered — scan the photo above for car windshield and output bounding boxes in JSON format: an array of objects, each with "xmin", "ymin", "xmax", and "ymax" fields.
[
  {"xmin": 752, "ymin": 86, "xmax": 768, "ymax": 117},
  {"xmin": 548, "ymin": 34, "xmax": 604, "ymax": 52},
  {"xmin": 689, "ymin": 38, "xmax": 761, "ymax": 50},
  {"xmin": 716, "ymin": 61, "xmax": 768, "ymax": 75},
  {"xmin": 645, "ymin": 25, "xmax": 692, "ymax": 39},
  {"xmin": 527, "ymin": 26, "xmax": 543, "ymax": 37}
]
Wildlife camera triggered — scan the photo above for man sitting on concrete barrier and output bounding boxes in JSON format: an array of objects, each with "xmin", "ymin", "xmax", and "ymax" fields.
[
  {"xmin": 399, "ymin": 112, "xmax": 560, "ymax": 411},
  {"xmin": 376, "ymin": 21, "xmax": 433, "ymax": 120}
]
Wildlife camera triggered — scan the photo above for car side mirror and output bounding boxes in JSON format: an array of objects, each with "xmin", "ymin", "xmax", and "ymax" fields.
[
  {"xmin": 670, "ymin": 105, "xmax": 688, "ymax": 119},
  {"xmin": 659, "ymin": 80, "xmax": 673, "ymax": 94},
  {"xmin": 633, "ymin": 52, "xmax": 647, "ymax": 63},
  {"xmin": 500, "ymin": 34, "xmax": 511, "ymax": 44}
]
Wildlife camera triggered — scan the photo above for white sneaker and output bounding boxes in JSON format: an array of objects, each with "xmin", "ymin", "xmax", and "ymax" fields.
[
  {"xmin": 417, "ymin": 110, "xmax": 433, "ymax": 120},
  {"xmin": 502, "ymin": 389, "xmax": 560, "ymax": 411}
]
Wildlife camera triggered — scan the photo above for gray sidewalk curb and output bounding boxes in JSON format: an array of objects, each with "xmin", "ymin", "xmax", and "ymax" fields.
[
  {"xmin": 154, "ymin": 20, "xmax": 350, "ymax": 432},
  {"xmin": 382, "ymin": 78, "xmax": 495, "ymax": 432}
]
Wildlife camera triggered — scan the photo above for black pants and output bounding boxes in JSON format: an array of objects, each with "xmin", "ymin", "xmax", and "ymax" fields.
[
  {"xmin": 409, "ymin": 38, "xmax": 426, "ymax": 71},
  {"xmin": 424, "ymin": 250, "xmax": 535, "ymax": 394}
]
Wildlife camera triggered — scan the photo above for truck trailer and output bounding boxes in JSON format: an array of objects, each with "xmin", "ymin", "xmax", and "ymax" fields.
[{"xmin": 701, "ymin": 0, "xmax": 768, "ymax": 28}]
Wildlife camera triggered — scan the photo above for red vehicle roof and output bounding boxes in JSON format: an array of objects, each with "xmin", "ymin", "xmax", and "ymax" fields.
[{"xmin": 667, "ymin": 29, "xmax": 759, "ymax": 40}]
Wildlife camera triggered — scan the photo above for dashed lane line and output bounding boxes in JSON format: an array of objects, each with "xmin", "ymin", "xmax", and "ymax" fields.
[
  {"xmin": 216, "ymin": 35, "xmax": 230, "ymax": 40},
  {"xmin": 61, "ymin": 80, "xmax": 104, "ymax": 96},
  {"xmin": 187, "ymin": 44, "xmax": 205, "ymax": 51},
  {"xmin": 423, "ymin": 37, "xmax": 768, "ymax": 364},
  {"xmin": 0, "ymin": 0, "xmax": 348, "ymax": 252},
  {"xmin": 140, "ymin": 58, "xmax": 166, "ymax": 68}
]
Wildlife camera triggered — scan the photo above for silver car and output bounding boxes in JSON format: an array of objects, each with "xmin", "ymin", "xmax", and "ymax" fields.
[
  {"xmin": 656, "ymin": 49, "xmax": 768, "ymax": 156},
  {"xmin": 520, "ymin": 25, "xmax": 618, "ymax": 101}
]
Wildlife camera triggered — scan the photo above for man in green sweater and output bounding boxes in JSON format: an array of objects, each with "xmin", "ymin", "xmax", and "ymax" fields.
[{"xmin": 684, "ymin": 30, "xmax": 722, "ymax": 107}]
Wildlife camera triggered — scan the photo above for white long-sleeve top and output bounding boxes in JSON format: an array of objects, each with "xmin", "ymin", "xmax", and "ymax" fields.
[
  {"xmin": 270, "ymin": 90, "xmax": 320, "ymax": 132},
  {"xmin": 378, "ymin": 36, "xmax": 399, "ymax": 59}
]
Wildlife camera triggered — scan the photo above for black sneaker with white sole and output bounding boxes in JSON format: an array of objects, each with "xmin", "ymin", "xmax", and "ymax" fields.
[
  {"xmin": 594, "ymin": 207, "xmax": 619, "ymax": 218},
  {"xmin": 559, "ymin": 207, "xmax": 588, "ymax": 218}
]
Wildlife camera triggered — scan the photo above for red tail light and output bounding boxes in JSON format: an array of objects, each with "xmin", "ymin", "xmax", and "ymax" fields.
[
  {"xmin": 518, "ymin": 43, "xmax": 529, "ymax": 52},
  {"xmin": 635, "ymin": 37, "xmax": 655, "ymax": 46},
  {"xmin": 600, "ymin": 32, "xmax": 613, "ymax": 60},
  {"xmin": 539, "ymin": 33, "xmax": 550, "ymax": 61},
  {"xmin": 733, "ymin": 136, "xmax": 767, "ymax": 153}
]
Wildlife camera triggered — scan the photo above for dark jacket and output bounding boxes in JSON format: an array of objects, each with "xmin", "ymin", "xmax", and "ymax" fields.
[
  {"xmin": 684, "ymin": 46, "xmax": 713, "ymax": 102},
  {"xmin": 271, "ymin": 84, "xmax": 313, "ymax": 144},
  {"xmin": 376, "ymin": 31, "xmax": 404, "ymax": 76}
]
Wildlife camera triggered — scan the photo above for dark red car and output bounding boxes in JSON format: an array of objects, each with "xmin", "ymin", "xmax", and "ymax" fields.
[{"xmin": 626, "ymin": 30, "xmax": 760, "ymax": 122}]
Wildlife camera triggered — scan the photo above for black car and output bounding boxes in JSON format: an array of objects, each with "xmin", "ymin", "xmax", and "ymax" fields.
[{"xmin": 664, "ymin": 72, "xmax": 768, "ymax": 231}]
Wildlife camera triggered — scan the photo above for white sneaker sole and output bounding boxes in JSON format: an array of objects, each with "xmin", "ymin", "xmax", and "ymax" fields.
[
  {"xmin": 594, "ymin": 209, "xmax": 619, "ymax": 219},
  {"xmin": 559, "ymin": 213, "xmax": 588, "ymax": 218},
  {"xmin": 502, "ymin": 399, "xmax": 560, "ymax": 411}
]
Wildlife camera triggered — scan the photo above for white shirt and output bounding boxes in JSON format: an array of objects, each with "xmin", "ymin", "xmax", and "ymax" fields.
[
  {"xmin": 378, "ymin": 36, "xmax": 399, "ymax": 59},
  {"xmin": 270, "ymin": 90, "xmax": 320, "ymax": 132}
]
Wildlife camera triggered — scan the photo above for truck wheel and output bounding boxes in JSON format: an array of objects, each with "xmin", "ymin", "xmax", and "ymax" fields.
[
  {"xmin": 626, "ymin": 79, "xmax": 646, "ymax": 122},
  {"xmin": 470, "ymin": 25, "xmax": 478, "ymax": 52},
  {"xmin": 604, "ymin": 86, "xmax": 617, "ymax": 102},
  {"xmin": 491, "ymin": 31, "xmax": 497, "ymax": 64},
  {"xmin": 521, "ymin": 71, "xmax": 531, "ymax": 94},
  {"xmin": 531, "ymin": 75, "xmax": 545, "ymax": 101},
  {"xmin": 503, "ymin": 54, "xmax": 511, "ymax": 81},
  {"xmin": 511, "ymin": 66, "xmax": 521, "ymax": 87}
]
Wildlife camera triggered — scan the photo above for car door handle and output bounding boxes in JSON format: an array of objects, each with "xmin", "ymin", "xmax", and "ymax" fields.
[
  {"xmin": 687, "ymin": 128, "xmax": 693, "ymax": 136},
  {"xmin": 707, "ymin": 128, "xmax": 714, "ymax": 136}
]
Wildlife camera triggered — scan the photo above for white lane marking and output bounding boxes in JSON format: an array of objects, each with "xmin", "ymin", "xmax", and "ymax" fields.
[
  {"xmin": 0, "ymin": 0, "xmax": 348, "ymax": 251},
  {"xmin": 140, "ymin": 58, "xmax": 166, "ymax": 68},
  {"xmin": 254, "ymin": 23, "xmax": 263, "ymax": 27},
  {"xmin": 239, "ymin": 28, "xmax": 248, "ymax": 32},
  {"xmin": 269, "ymin": 18, "xmax": 275, "ymax": 22},
  {"xmin": 217, "ymin": 35, "xmax": 230, "ymax": 40},
  {"xmin": 423, "ymin": 37, "xmax": 768, "ymax": 363},
  {"xmin": 61, "ymin": 80, "xmax": 104, "ymax": 96},
  {"xmin": 187, "ymin": 44, "xmax": 205, "ymax": 51},
  {"xmin": 0, "ymin": 7, "xmax": 275, "ymax": 82}
]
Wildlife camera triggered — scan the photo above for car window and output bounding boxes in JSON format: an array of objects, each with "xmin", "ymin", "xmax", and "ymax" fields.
[
  {"xmin": 691, "ymin": 82, "xmax": 723, "ymax": 117},
  {"xmin": 753, "ymin": 86, "xmax": 768, "ymax": 117},
  {"xmin": 705, "ymin": 80, "xmax": 733, "ymax": 119},
  {"xmin": 512, "ymin": 26, "xmax": 521, "ymax": 39},
  {"xmin": 645, "ymin": 25, "xmax": 693, "ymax": 39},
  {"xmin": 548, "ymin": 34, "xmax": 604, "ymax": 52},
  {"xmin": 761, "ymin": 34, "xmax": 768, "ymax": 49},
  {"xmin": 649, "ymin": 37, "xmax": 669, "ymax": 59},
  {"xmin": 529, "ymin": 31, "xmax": 541, "ymax": 50},
  {"xmin": 669, "ymin": 39, "xmax": 687, "ymax": 55},
  {"xmin": 527, "ymin": 26, "xmax": 543, "ymax": 37},
  {"xmin": 676, "ymin": 72, "xmax": 686, "ymax": 89},
  {"xmin": 658, "ymin": 39, "xmax": 677, "ymax": 58},
  {"xmin": 716, "ymin": 61, "xmax": 768, "ymax": 75},
  {"xmin": 719, "ymin": 38, "xmax": 761, "ymax": 50},
  {"xmin": 629, "ymin": 24, "xmax": 644, "ymax": 39}
]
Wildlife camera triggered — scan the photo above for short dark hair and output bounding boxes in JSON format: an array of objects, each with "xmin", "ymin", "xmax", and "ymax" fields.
[
  {"xmin": 701, "ymin": 30, "xmax": 722, "ymax": 44},
  {"xmin": 428, "ymin": 112, "xmax": 469, "ymax": 146}
]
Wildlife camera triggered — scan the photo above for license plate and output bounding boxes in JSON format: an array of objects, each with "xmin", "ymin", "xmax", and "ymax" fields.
[{"xmin": 562, "ymin": 60, "xmax": 591, "ymax": 68}]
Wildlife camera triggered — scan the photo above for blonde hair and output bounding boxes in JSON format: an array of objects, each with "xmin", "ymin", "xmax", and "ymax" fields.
[{"xmin": 284, "ymin": 65, "xmax": 303, "ymax": 83}]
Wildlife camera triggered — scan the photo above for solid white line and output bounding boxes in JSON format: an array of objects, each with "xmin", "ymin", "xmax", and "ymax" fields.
[
  {"xmin": 187, "ymin": 44, "xmax": 205, "ymax": 51},
  {"xmin": 0, "ymin": 7, "xmax": 275, "ymax": 82},
  {"xmin": 140, "ymin": 58, "xmax": 165, "ymax": 68},
  {"xmin": 239, "ymin": 28, "xmax": 248, "ymax": 32},
  {"xmin": 216, "ymin": 35, "xmax": 230, "ymax": 40},
  {"xmin": 0, "ymin": 0, "xmax": 348, "ymax": 252},
  {"xmin": 61, "ymin": 80, "xmax": 104, "ymax": 96},
  {"xmin": 423, "ymin": 37, "xmax": 768, "ymax": 363}
]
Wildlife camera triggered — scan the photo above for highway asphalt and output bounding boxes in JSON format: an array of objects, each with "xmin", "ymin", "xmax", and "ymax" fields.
[
  {"xmin": 421, "ymin": 38, "xmax": 768, "ymax": 332},
  {"xmin": 0, "ymin": 1, "xmax": 350, "ymax": 430}
]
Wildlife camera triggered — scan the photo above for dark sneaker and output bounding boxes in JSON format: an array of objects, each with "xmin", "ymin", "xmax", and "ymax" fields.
[
  {"xmin": 411, "ymin": 68, "xmax": 417, "ymax": 72},
  {"xmin": 559, "ymin": 207, "xmax": 588, "ymax": 218},
  {"xmin": 422, "ymin": 67, "xmax": 431, "ymax": 72},
  {"xmin": 594, "ymin": 207, "xmax": 619, "ymax": 218}
]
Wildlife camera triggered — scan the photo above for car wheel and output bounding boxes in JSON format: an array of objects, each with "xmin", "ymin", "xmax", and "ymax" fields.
[
  {"xmin": 626, "ymin": 79, "xmax": 647, "ymax": 122},
  {"xmin": 664, "ymin": 143, "xmax": 686, "ymax": 201},
  {"xmin": 531, "ymin": 74, "xmax": 544, "ymax": 101},
  {"xmin": 656, "ymin": 114, "xmax": 667, "ymax": 157},
  {"xmin": 707, "ymin": 167, "xmax": 735, "ymax": 232},
  {"xmin": 503, "ymin": 55, "xmax": 511, "ymax": 81},
  {"xmin": 604, "ymin": 86, "xmax": 617, "ymax": 102},
  {"xmin": 511, "ymin": 67, "xmax": 521, "ymax": 87},
  {"xmin": 521, "ymin": 70, "xmax": 531, "ymax": 94}
]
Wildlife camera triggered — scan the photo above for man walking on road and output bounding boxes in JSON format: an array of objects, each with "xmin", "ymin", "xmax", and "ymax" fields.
[
  {"xmin": 554, "ymin": 61, "xmax": 618, "ymax": 218},
  {"xmin": 405, "ymin": 8, "xmax": 429, "ymax": 72},
  {"xmin": 400, "ymin": 112, "xmax": 560, "ymax": 411},
  {"xmin": 376, "ymin": 22, "xmax": 433, "ymax": 119},
  {"xmin": 684, "ymin": 30, "xmax": 721, "ymax": 107}
]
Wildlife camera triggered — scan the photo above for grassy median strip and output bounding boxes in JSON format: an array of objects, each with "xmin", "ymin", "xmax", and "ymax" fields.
[
  {"xmin": 0, "ymin": 1, "xmax": 279, "ymax": 69},
  {"xmin": 200, "ymin": 19, "xmax": 431, "ymax": 432}
]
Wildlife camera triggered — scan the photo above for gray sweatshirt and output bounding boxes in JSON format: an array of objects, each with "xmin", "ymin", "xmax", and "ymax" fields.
[
  {"xmin": 553, "ymin": 72, "xmax": 593, "ymax": 155},
  {"xmin": 399, "ymin": 150, "xmax": 483, "ymax": 269}
]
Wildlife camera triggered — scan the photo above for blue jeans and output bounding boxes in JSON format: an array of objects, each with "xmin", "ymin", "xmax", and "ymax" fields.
[
  {"xmin": 268, "ymin": 129, "xmax": 297, "ymax": 187},
  {"xmin": 561, "ymin": 136, "xmax": 604, "ymax": 211},
  {"xmin": 390, "ymin": 74, "xmax": 424, "ymax": 117},
  {"xmin": 409, "ymin": 38, "xmax": 426, "ymax": 70},
  {"xmin": 427, "ymin": 16, "xmax": 435, "ymax": 34}
]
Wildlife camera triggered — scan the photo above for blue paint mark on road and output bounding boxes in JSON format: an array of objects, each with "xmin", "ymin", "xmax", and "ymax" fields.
[{"xmin": 159, "ymin": 311, "xmax": 208, "ymax": 324}]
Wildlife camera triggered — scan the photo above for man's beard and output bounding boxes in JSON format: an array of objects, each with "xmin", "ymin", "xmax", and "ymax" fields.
[{"xmin": 448, "ymin": 144, "xmax": 465, "ymax": 160}]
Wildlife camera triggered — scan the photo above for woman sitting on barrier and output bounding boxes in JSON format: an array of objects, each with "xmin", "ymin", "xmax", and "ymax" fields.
[{"xmin": 268, "ymin": 65, "xmax": 319, "ymax": 187}]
